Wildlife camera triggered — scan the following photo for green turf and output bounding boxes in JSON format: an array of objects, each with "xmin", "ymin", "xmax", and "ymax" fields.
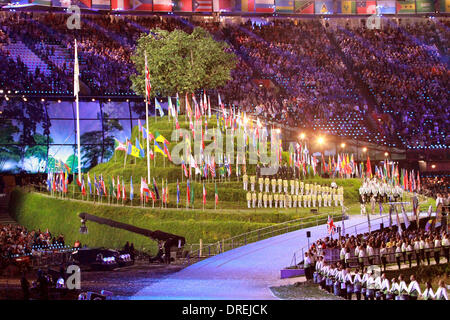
[
  {"xmin": 11, "ymin": 117, "xmax": 435, "ymax": 255},
  {"xmin": 9, "ymin": 189, "xmax": 344, "ymax": 254}
]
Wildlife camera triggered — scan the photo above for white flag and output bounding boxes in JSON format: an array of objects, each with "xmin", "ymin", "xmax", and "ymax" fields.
[{"xmin": 74, "ymin": 39, "xmax": 80, "ymax": 96}]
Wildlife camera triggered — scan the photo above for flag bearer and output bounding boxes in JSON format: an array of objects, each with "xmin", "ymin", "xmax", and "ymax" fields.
[
  {"xmin": 258, "ymin": 176, "xmax": 264, "ymax": 192},
  {"xmin": 250, "ymin": 175, "xmax": 256, "ymax": 192}
]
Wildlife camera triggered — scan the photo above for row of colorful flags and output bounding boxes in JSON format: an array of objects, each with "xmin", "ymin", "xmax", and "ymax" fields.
[{"xmin": 46, "ymin": 173, "xmax": 220, "ymax": 208}]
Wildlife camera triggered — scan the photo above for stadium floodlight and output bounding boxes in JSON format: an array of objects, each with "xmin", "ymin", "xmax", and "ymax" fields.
[
  {"xmin": 317, "ymin": 136, "xmax": 324, "ymax": 145},
  {"xmin": 384, "ymin": 152, "xmax": 389, "ymax": 157},
  {"xmin": 299, "ymin": 133, "xmax": 305, "ymax": 140},
  {"xmin": 362, "ymin": 147, "xmax": 368, "ymax": 153},
  {"xmin": 340, "ymin": 143, "xmax": 346, "ymax": 148},
  {"xmin": 431, "ymin": 164, "xmax": 436, "ymax": 169}
]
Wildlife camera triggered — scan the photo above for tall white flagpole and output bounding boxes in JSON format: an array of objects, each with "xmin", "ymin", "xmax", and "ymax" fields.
[
  {"xmin": 74, "ymin": 39, "xmax": 81, "ymax": 179},
  {"xmin": 145, "ymin": 52, "xmax": 151, "ymax": 184}
]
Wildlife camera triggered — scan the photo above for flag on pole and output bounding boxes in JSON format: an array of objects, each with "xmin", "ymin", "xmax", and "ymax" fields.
[
  {"xmin": 155, "ymin": 98, "xmax": 164, "ymax": 117},
  {"xmin": 74, "ymin": 40, "xmax": 80, "ymax": 96},
  {"xmin": 81, "ymin": 178, "xmax": 86, "ymax": 196},
  {"xmin": 215, "ymin": 182, "xmax": 218, "ymax": 206},
  {"xmin": 122, "ymin": 178, "xmax": 126, "ymax": 201},
  {"xmin": 140, "ymin": 177, "xmax": 150, "ymax": 194},
  {"xmin": 87, "ymin": 173, "xmax": 92, "ymax": 195},
  {"xmin": 130, "ymin": 176, "xmax": 134, "ymax": 201},
  {"xmin": 187, "ymin": 179, "xmax": 191, "ymax": 204},
  {"xmin": 153, "ymin": 177, "xmax": 160, "ymax": 200},
  {"xmin": 176, "ymin": 179, "xmax": 180, "ymax": 206},
  {"xmin": 117, "ymin": 176, "xmax": 121, "ymax": 200},
  {"xmin": 327, "ymin": 216, "xmax": 336, "ymax": 235},
  {"xmin": 145, "ymin": 52, "xmax": 151, "ymax": 102},
  {"xmin": 202, "ymin": 182, "xmax": 206, "ymax": 205}
]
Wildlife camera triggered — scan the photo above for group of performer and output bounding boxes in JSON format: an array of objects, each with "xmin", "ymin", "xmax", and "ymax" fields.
[
  {"xmin": 312, "ymin": 257, "xmax": 448, "ymax": 300},
  {"xmin": 243, "ymin": 174, "xmax": 344, "ymax": 209},
  {"xmin": 359, "ymin": 178, "xmax": 405, "ymax": 215}
]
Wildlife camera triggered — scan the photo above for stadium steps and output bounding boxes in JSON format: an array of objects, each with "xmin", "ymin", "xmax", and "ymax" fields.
[
  {"xmin": 0, "ymin": 194, "xmax": 17, "ymax": 226},
  {"xmin": 3, "ymin": 40, "xmax": 52, "ymax": 77}
]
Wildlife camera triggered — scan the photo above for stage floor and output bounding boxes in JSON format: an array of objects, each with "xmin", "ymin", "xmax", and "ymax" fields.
[{"xmin": 131, "ymin": 213, "xmax": 389, "ymax": 300}]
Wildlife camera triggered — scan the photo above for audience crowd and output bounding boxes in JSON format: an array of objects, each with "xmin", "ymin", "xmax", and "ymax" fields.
[
  {"xmin": 0, "ymin": 224, "xmax": 65, "ymax": 264},
  {"xmin": 0, "ymin": 11, "xmax": 448, "ymax": 150},
  {"xmin": 303, "ymin": 224, "xmax": 449, "ymax": 300}
]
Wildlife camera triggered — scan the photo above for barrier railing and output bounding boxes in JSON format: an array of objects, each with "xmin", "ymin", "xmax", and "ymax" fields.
[
  {"xmin": 183, "ymin": 211, "xmax": 346, "ymax": 266},
  {"xmin": 289, "ymin": 214, "xmax": 391, "ymax": 267}
]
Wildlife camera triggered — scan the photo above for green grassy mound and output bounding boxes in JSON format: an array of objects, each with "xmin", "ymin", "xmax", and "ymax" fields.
[{"xmin": 9, "ymin": 189, "xmax": 344, "ymax": 254}]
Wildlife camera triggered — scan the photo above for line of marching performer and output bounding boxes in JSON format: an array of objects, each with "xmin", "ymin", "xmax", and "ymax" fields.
[{"xmin": 242, "ymin": 174, "xmax": 344, "ymax": 209}]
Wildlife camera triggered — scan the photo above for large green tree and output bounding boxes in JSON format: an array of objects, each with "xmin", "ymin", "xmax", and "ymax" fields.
[
  {"xmin": 130, "ymin": 27, "xmax": 237, "ymax": 97},
  {"xmin": 24, "ymin": 134, "xmax": 54, "ymax": 173},
  {"xmin": 80, "ymin": 112, "xmax": 123, "ymax": 170},
  {"xmin": 0, "ymin": 119, "xmax": 20, "ymax": 171}
]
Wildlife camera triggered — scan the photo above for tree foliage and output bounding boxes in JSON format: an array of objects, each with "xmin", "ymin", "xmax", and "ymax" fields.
[
  {"xmin": 80, "ymin": 112, "xmax": 123, "ymax": 170},
  {"xmin": 130, "ymin": 27, "xmax": 237, "ymax": 97},
  {"xmin": 0, "ymin": 119, "xmax": 20, "ymax": 171}
]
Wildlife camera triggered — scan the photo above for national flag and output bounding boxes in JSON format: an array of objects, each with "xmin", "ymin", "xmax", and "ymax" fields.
[
  {"xmin": 327, "ymin": 216, "xmax": 336, "ymax": 235},
  {"xmin": 424, "ymin": 219, "xmax": 435, "ymax": 232},
  {"xmin": 187, "ymin": 179, "xmax": 191, "ymax": 204},
  {"xmin": 396, "ymin": 0, "xmax": 415, "ymax": 13},
  {"xmin": 255, "ymin": 0, "xmax": 274, "ymax": 12},
  {"xmin": 136, "ymin": 137, "xmax": 145, "ymax": 158},
  {"xmin": 401, "ymin": 204, "xmax": 410, "ymax": 230},
  {"xmin": 46, "ymin": 172, "xmax": 52, "ymax": 191},
  {"xmin": 215, "ymin": 182, "xmax": 218, "ymax": 206},
  {"xmin": 181, "ymin": 157, "xmax": 189, "ymax": 177},
  {"xmin": 276, "ymin": 0, "xmax": 294, "ymax": 12},
  {"xmin": 202, "ymin": 182, "xmax": 206, "ymax": 205},
  {"xmin": 153, "ymin": 0, "xmax": 173, "ymax": 11},
  {"xmin": 114, "ymin": 138, "xmax": 127, "ymax": 152},
  {"xmin": 127, "ymin": 139, "xmax": 142, "ymax": 158},
  {"xmin": 185, "ymin": 93, "xmax": 192, "ymax": 120},
  {"xmin": 122, "ymin": 178, "xmax": 126, "ymax": 200},
  {"xmin": 152, "ymin": 177, "xmax": 160, "ymax": 200},
  {"xmin": 366, "ymin": 155, "xmax": 372, "ymax": 178},
  {"xmin": 140, "ymin": 177, "xmax": 150, "ymax": 194},
  {"xmin": 130, "ymin": 176, "xmax": 134, "ymax": 200},
  {"xmin": 163, "ymin": 141, "xmax": 172, "ymax": 162},
  {"xmin": 74, "ymin": 39, "xmax": 79, "ymax": 96},
  {"xmin": 87, "ymin": 173, "xmax": 92, "ymax": 195},
  {"xmin": 155, "ymin": 98, "xmax": 164, "ymax": 117},
  {"xmin": 144, "ymin": 51, "xmax": 151, "ymax": 101},
  {"xmin": 241, "ymin": 0, "xmax": 255, "ymax": 11},
  {"xmin": 356, "ymin": 0, "xmax": 376, "ymax": 13},
  {"xmin": 176, "ymin": 179, "xmax": 180, "ymax": 205},
  {"xmin": 81, "ymin": 178, "xmax": 86, "ymax": 196},
  {"xmin": 294, "ymin": 0, "xmax": 314, "ymax": 13},
  {"xmin": 194, "ymin": 0, "xmax": 213, "ymax": 11},
  {"xmin": 173, "ymin": 0, "xmax": 192, "ymax": 11},
  {"xmin": 190, "ymin": 180, "xmax": 195, "ymax": 205},
  {"xmin": 155, "ymin": 131, "xmax": 169, "ymax": 145},
  {"xmin": 154, "ymin": 141, "xmax": 166, "ymax": 157},
  {"xmin": 117, "ymin": 176, "xmax": 121, "ymax": 200},
  {"xmin": 341, "ymin": 0, "xmax": 356, "ymax": 13}
]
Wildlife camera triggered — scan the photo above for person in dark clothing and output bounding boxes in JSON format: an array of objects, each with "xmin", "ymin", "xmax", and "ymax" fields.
[
  {"xmin": 123, "ymin": 242, "xmax": 130, "ymax": 253},
  {"xmin": 21, "ymin": 274, "xmax": 30, "ymax": 300},
  {"xmin": 37, "ymin": 270, "xmax": 49, "ymax": 300},
  {"xmin": 149, "ymin": 241, "xmax": 164, "ymax": 263},
  {"xmin": 129, "ymin": 243, "xmax": 135, "ymax": 260},
  {"xmin": 164, "ymin": 239, "xmax": 172, "ymax": 264}
]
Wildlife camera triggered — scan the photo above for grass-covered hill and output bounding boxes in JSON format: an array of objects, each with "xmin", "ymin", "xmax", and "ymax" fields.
[{"xmin": 10, "ymin": 117, "xmax": 433, "ymax": 256}]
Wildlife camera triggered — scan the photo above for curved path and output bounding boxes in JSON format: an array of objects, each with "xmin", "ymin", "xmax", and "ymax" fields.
[{"xmin": 132, "ymin": 213, "xmax": 390, "ymax": 300}]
